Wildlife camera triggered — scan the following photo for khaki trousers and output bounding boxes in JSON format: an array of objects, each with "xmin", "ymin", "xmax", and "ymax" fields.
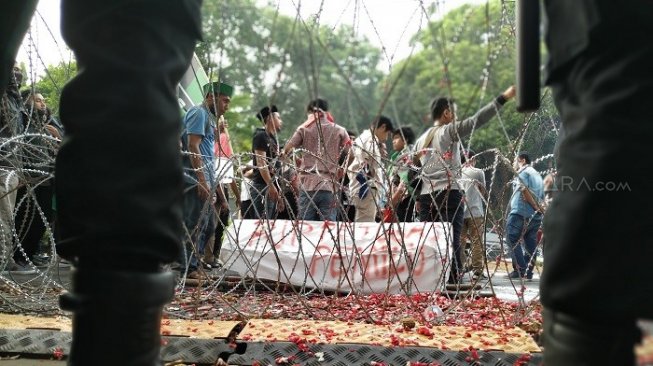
[
  {"xmin": 461, "ymin": 216, "xmax": 485, "ymax": 273},
  {"xmin": 352, "ymin": 189, "xmax": 378, "ymax": 222}
]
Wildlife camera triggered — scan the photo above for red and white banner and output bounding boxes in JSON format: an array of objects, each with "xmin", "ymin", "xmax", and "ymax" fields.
[{"xmin": 222, "ymin": 220, "xmax": 452, "ymax": 294}]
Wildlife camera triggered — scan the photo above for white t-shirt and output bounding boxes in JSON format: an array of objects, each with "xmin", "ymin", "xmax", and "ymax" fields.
[
  {"xmin": 348, "ymin": 129, "xmax": 387, "ymax": 195},
  {"xmin": 240, "ymin": 160, "xmax": 254, "ymax": 202},
  {"xmin": 240, "ymin": 177, "xmax": 252, "ymax": 201},
  {"xmin": 460, "ymin": 165, "xmax": 485, "ymax": 218}
]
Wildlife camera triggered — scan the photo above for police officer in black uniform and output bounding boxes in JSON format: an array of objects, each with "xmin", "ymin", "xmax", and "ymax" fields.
[
  {"xmin": 1, "ymin": 1, "xmax": 203, "ymax": 365},
  {"xmin": 541, "ymin": 1, "xmax": 653, "ymax": 364}
]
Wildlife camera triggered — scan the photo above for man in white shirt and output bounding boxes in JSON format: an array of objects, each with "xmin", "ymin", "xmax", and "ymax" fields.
[
  {"xmin": 459, "ymin": 150, "xmax": 487, "ymax": 279},
  {"xmin": 348, "ymin": 116, "xmax": 394, "ymax": 222}
]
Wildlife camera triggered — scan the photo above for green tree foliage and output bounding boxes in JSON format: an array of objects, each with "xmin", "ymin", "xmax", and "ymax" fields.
[
  {"xmin": 197, "ymin": 0, "xmax": 384, "ymax": 150},
  {"xmin": 383, "ymin": 1, "xmax": 555, "ymax": 157},
  {"xmin": 379, "ymin": 0, "xmax": 558, "ymax": 218},
  {"xmin": 25, "ymin": 0, "xmax": 556, "ymax": 162},
  {"xmin": 223, "ymin": 93, "xmax": 257, "ymax": 155},
  {"xmin": 31, "ymin": 61, "xmax": 77, "ymax": 115}
]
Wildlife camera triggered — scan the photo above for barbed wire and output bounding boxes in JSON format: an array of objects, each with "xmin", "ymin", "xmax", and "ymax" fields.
[{"xmin": 4, "ymin": 0, "xmax": 556, "ymax": 342}]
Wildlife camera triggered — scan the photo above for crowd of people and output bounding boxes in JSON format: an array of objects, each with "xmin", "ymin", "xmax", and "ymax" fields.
[
  {"xmin": 4, "ymin": 1, "xmax": 648, "ymax": 363},
  {"xmin": 0, "ymin": 53, "xmax": 546, "ymax": 292},
  {"xmin": 0, "ymin": 61, "xmax": 63, "ymax": 274},
  {"xmin": 0, "ymin": 63, "xmax": 542, "ymax": 288},
  {"xmin": 0, "ymin": 63, "xmax": 544, "ymax": 287},
  {"xmin": 176, "ymin": 80, "xmax": 546, "ymax": 285}
]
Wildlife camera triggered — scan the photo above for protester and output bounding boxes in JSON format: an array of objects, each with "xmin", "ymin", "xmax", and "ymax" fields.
[
  {"xmin": 414, "ymin": 86, "xmax": 515, "ymax": 284},
  {"xmin": 459, "ymin": 150, "xmax": 487, "ymax": 279},
  {"xmin": 387, "ymin": 127, "xmax": 418, "ymax": 222},
  {"xmin": 505, "ymin": 152, "xmax": 543, "ymax": 279},
  {"xmin": 0, "ymin": 62, "xmax": 28, "ymax": 273},
  {"xmin": 209, "ymin": 116, "xmax": 239, "ymax": 269},
  {"xmin": 181, "ymin": 81, "xmax": 232, "ymax": 278},
  {"xmin": 13, "ymin": 89, "xmax": 61, "ymax": 269},
  {"xmin": 284, "ymin": 98, "xmax": 351, "ymax": 221},
  {"xmin": 250, "ymin": 105, "xmax": 283, "ymax": 219},
  {"xmin": 348, "ymin": 116, "xmax": 394, "ymax": 222}
]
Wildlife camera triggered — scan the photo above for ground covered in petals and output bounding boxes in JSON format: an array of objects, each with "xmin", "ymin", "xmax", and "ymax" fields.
[{"xmin": 167, "ymin": 291, "xmax": 543, "ymax": 341}]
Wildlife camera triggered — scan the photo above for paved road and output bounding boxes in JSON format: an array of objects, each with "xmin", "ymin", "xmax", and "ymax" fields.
[{"xmin": 0, "ymin": 360, "xmax": 63, "ymax": 365}]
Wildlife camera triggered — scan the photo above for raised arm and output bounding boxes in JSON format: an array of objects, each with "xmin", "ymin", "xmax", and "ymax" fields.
[{"xmin": 446, "ymin": 86, "xmax": 516, "ymax": 141}]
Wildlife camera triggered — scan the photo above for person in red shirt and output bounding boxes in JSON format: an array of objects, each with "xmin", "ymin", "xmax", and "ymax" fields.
[{"xmin": 210, "ymin": 117, "xmax": 239, "ymax": 268}]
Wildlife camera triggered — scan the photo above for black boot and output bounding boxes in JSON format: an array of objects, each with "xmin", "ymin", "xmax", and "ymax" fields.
[
  {"xmin": 60, "ymin": 270, "xmax": 175, "ymax": 366},
  {"xmin": 543, "ymin": 308, "xmax": 641, "ymax": 366}
]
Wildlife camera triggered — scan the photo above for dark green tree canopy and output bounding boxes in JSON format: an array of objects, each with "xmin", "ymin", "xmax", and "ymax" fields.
[
  {"xmin": 197, "ymin": 0, "xmax": 385, "ymax": 147},
  {"xmin": 24, "ymin": 0, "xmax": 556, "ymax": 159}
]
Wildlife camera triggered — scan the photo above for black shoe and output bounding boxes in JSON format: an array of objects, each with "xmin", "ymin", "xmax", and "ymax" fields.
[
  {"xmin": 446, "ymin": 275, "xmax": 460, "ymax": 285},
  {"xmin": 32, "ymin": 254, "xmax": 51, "ymax": 267},
  {"xmin": 508, "ymin": 271, "xmax": 525, "ymax": 279},
  {"xmin": 60, "ymin": 270, "xmax": 174, "ymax": 365}
]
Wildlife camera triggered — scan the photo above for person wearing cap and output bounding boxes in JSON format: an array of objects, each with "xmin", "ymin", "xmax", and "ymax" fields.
[
  {"xmin": 347, "ymin": 115, "xmax": 394, "ymax": 222},
  {"xmin": 283, "ymin": 98, "xmax": 351, "ymax": 221},
  {"xmin": 414, "ymin": 86, "xmax": 516, "ymax": 284},
  {"xmin": 180, "ymin": 81, "xmax": 232, "ymax": 278},
  {"xmin": 250, "ymin": 105, "xmax": 283, "ymax": 219}
]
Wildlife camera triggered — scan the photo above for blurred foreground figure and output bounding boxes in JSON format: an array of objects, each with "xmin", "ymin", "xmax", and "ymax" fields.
[
  {"xmin": 541, "ymin": 2, "xmax": 653, "ymax": 365},
  {"xmin": 1, "ymin": 1, "xmax": 202, "ymax": 365}
]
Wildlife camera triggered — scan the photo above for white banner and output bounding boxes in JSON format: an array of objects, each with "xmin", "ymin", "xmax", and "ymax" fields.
[{"xmin": 222, "ymin": 220, "xmax": 452, "ymax": 294}]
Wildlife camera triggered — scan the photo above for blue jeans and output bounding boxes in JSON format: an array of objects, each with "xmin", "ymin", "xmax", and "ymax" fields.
[
  {"xmin": 182, "ymin": 183, "xmax": 215, "ymax": 271},
  {"xmin": 299, "ymin": 190, "xmax": 337, "ymax": 221},
  {"xmin": 249, "ymin": 180, "xmax": 277, "ymax": 220},
  {"xmin": 506, "ymin": 212, "xmax": 542, "ymax": 276}
]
